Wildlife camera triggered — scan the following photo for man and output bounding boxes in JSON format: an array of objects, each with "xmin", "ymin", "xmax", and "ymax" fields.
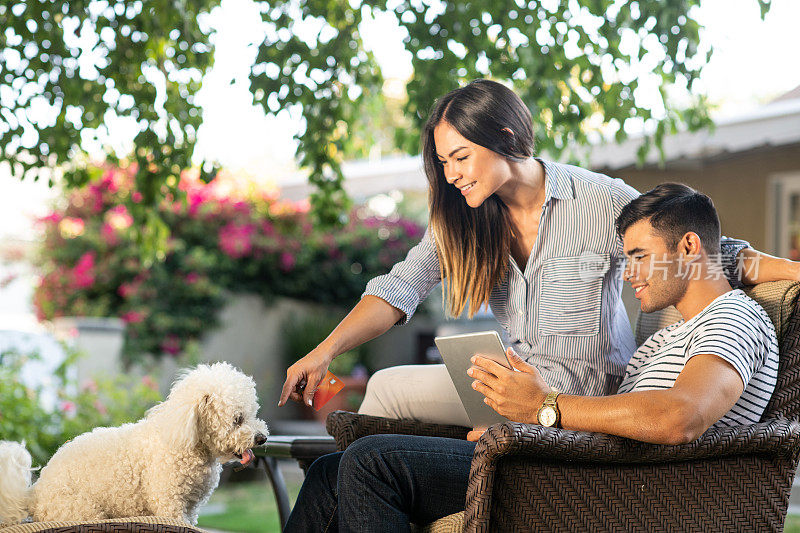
[{"xmin": 284, "ymin": 183, "xmax": 779, "ymax": 532}]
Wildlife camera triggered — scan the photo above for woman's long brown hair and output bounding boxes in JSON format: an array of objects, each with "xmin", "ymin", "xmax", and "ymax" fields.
[{"xmin": 422, "ymin": 80, "xmax": 535, "ymax": 318}]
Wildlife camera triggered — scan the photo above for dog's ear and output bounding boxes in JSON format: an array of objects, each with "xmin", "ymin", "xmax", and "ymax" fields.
[
  {"xmin": 198, "ymin": 393, "xmax": 214, "ymax": 417},
  {"xmin": 148, "ymin": 393, "xmax": 202, "ymax": 450}
]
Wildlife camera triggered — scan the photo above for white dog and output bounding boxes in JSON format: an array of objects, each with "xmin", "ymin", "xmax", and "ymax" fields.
[{"xmin": 0, "ymin": 362, "xmax": 269, "ymax": 526}]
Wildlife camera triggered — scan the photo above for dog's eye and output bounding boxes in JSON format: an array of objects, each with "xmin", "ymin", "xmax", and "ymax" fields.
[{"xmin": 234, "ymin": 414, "xmax": 244, "ymax": 426}]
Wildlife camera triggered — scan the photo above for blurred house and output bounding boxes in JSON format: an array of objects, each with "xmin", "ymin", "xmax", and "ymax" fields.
[
  {"xmin": 588, "ymin": 86, "xmax": 800, "ymax": 257},
  {"xmin": 278, "ymin": 155, "xmax": 427, "ymax": 203}
]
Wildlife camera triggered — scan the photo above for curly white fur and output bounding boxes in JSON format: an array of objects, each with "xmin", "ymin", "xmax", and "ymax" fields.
[{"xmin": 0, "ymin": 362, "xmax": 268, "ymax": 526}]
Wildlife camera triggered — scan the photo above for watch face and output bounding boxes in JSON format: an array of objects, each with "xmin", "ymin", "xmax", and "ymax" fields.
[{"xmin": 539, "ymin": 406, "xmax": 557, "ymax": 427}]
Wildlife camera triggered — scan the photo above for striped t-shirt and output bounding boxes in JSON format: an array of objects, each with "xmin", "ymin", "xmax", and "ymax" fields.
[{"xmin": 617, "ymin": 290, "xmax": 779, "ymax": 427}]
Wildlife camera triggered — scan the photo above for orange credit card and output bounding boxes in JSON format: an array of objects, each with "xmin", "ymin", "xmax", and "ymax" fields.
[{"xmin": 312, "ymin": 370, "xmax": 345, "ymax": 411}]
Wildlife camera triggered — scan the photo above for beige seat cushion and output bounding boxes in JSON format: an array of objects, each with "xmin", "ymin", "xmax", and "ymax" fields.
[
  {"xmin": 414, "ymin": 511, "xmax": 464, "ymax": 533},
  {"xmin": 0, "ymin": 516, "xmax": 207, "ymax": 533}
]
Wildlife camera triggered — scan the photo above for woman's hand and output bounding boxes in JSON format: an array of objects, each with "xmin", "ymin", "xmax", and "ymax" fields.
[{"xmin": 278, "ymin": 348, "xmax": 335, "ymax": 408}]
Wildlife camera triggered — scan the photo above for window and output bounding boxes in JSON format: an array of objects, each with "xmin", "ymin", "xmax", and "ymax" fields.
[{"xmin": 768, "ymin": 172, "xmax": 800, "ymax": 259}]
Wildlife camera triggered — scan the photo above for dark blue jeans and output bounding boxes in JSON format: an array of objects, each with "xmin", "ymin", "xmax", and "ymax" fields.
[{"xmin": 283, "ymin": 434, "xmax": 476, "ymax": 532}]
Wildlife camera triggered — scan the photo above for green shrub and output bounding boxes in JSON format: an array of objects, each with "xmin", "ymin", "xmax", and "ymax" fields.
[{"xmin": 0, "ymin": 348, "xmax": 162, "ymax": 467}]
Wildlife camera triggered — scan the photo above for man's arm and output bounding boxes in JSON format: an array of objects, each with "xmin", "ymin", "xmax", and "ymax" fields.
[
  {"xmin": 556, "ymin": 354, "xmax": 743, "ymax": 444},
  {"xmin": 469, "ymin": 350, "xmax": 743, "ymax": 445},
  {"xmin": 737, "ymin": 247, "xmax": 800, "ymax": 284}
]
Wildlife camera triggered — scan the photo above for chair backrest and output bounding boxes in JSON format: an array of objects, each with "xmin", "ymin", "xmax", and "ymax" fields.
[
  {"xmin": 635, "ymin": 305, "xmax": 682, "ymax": 347},
  {"xmin": 634, "ymin": 281, "xmax": 800, "ymax": 420}
]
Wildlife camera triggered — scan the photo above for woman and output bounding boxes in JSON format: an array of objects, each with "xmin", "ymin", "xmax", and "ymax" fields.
[{"xmin": 277, "ymin": 79, "xmax": 794, "ymax": 426}]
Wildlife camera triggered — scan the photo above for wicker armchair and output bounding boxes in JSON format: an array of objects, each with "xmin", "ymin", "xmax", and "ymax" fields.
[{"xmin": 326, "ymin": 280, "xmax": 800, "ymax": 532}]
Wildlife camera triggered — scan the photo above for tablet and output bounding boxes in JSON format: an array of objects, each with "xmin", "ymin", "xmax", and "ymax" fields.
[{"xmin": 434, "ymin": 330, "xmax": 512, "ymax": 428}]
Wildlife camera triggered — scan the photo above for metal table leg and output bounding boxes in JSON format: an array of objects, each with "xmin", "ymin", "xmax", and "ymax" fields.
[{"xmin": 259, "ymin": 455, "xmax": 292, "ymax": 528}]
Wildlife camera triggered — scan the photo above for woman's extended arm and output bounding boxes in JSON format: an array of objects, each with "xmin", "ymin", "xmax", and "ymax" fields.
[
  {"xmin": 279, "ymin": 226, "xmax": 441, "ymax": 408},
  {"xmin": 737, "ymin": 247, "xmax": 800, "ymax": 285},
  {"xmin": 278, "ymin": 295, "xmax": 404, "ymax": 407}
]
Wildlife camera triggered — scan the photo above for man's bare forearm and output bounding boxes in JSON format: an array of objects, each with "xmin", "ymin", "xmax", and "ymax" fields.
[
  {"xmin": 557, "ymin": 390, "xmax": 703, "ymax": 445},
  {"xmin": 319, "ymin": 295, "xmax": 405, "ymax": 359}
]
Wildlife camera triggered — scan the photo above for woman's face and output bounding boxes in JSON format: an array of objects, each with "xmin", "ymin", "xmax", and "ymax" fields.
[{"xmin": 433, "ymin": 121, "xmax": 512, "ymax": 208}]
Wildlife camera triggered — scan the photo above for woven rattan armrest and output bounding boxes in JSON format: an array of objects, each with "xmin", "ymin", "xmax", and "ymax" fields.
[
  {"xmin": 471, "ymin": 417, "xmax": 800, "ymax": 465},
  {"xmin": 461, "ymin": 418, "xmax": 800, "ymax": 531},
  {"xmin": 326, "ymin": 411, "xmax": 470, "ymax": 451},
  {"xmin": 325, "ymin": 411, "xmax": 800, "ymax": 461}
]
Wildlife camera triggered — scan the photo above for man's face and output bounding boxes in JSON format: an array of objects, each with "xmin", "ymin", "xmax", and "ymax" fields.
[{"xmin": 622, "ymin": 219, "xmax": 689, "ymax": 313}]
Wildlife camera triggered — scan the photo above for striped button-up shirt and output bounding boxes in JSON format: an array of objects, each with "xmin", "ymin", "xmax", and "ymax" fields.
[{"xmin": 363, "ymin": 159, "xmax": 749, "ymax": 396}]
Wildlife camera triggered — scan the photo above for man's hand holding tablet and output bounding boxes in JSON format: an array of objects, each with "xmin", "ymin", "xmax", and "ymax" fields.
[
  {"xmin": 466, "ymin": 346, "xmax": 554, "ymax": 440},
  {"xmin": 435, "ymin": 331, "xmax": 514, "ymax": 428}
]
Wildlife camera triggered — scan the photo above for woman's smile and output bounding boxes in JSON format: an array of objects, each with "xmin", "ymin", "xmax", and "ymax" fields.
[{"xmin": 459, "ymin": 181, "xmax": 477, "ymax": 195}]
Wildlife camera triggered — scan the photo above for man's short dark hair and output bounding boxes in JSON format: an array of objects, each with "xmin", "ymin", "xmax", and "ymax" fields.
[{"xmin": 615, "ymin": 183, "xmax": 721, "ymax": 254}]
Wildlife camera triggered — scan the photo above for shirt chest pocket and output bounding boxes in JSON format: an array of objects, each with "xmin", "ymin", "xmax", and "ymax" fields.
[{"xmin": 538, "ymin": 253, "xmax": 609, "ymax": 337}]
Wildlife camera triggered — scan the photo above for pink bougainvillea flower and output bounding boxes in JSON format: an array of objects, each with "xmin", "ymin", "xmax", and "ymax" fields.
[
  {"xmin": 86, "ymin": 184, "xmax": 105, "ymax": 213},
  {"xmin": 131, "ymin": 191, "xmax": 143, "ymax": 203},
  {"xmin": 328, "ymin": 247, "xmax": 343, "ymax": 260},
  {"xmin": 295, "ymin": 198, "xmax": 311, "ymax": 214},
  {"xmin": 80, "ymin": 379, "xmax": 98, "ymax": 393},
  {"xmin": 141, "ymin": 375, "xmax": 157, "ymax": 391},
  {"xmin": 94, "ymin": 399, "xmax": 108, "ymax": 416},
  {"xmin": 400, "ymin": 220, "xmax": 422, "ymax": 239},
  {"xmin": 118, "ymin": 282, "xmax": 137, "ymax": 299},
  {"xmin": 59, "ymin": 401, "xmax": 76, "ymax": 415},
  {"xmin": 260, "ymin": 220, "xmax": 275, "ymax": 237},
  {"xmin": 38, "ymin": 212, "xmax": 63, "ymax": 227},
  {"xmin": 364, "ymin": 217, "xmax": 385, "ymax": 229},
  {"xmin": 218, "ymin": 222, "xmax": 256, "ymax": 258},
  {"xmin": 161, "ymin": 335, "xmax": 182, "ymax": 356},
  {"xmin": 186, "ymin": 187, "xmax": 212, "ymax": 217},
  {"xmin": 185, "ymin": 272, "xmax": 200, "ymax": 284},
  {"xmin": 279, "ymin": 251, "xmax": 296, "ymax": 272},
  {"xmin": 100, "ymin": 170, "xmax": 121, "ymax": 194},
  {"xmin": 100, "ymin": 222, "xmax": 120, "ymax": 246},
  {"xmin": 58, "ymin": 217, "xmax": 85, "ymax": 239},
  {"xmin": 121, "ymin": 310, "xmax": 145, "ymax": 324},
  {"xmin": 232, "ymin": 201, "xmax": 251, "ymax": 215},
  {"xmin": 71, "ymin": 251, "xmax": 96, "ymax": 289},
  {"xmin": 105, "ymin": 204, "xmax": 133, "ymax": 231}
]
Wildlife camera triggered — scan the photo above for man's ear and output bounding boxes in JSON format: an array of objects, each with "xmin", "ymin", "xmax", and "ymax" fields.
[{"xmin": 680, "ymin": 232, "xmax": 703, "ymax": 256}]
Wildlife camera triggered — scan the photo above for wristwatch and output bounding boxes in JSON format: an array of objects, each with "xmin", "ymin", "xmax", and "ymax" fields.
[{"xmin": 537, "ymin": 391, "xmax": 561, "ymax": 428}]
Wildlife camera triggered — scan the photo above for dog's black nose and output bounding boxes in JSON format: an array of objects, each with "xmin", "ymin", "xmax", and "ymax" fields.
[{"xmin": 254, "ymin": 433, "xmax": 267, "ymax": 446}]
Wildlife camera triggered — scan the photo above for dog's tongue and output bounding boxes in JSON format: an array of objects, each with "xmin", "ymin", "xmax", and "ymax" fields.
[{"xmin": 239, "ymin": 449, "xmax": 255, "ymax": 467}]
